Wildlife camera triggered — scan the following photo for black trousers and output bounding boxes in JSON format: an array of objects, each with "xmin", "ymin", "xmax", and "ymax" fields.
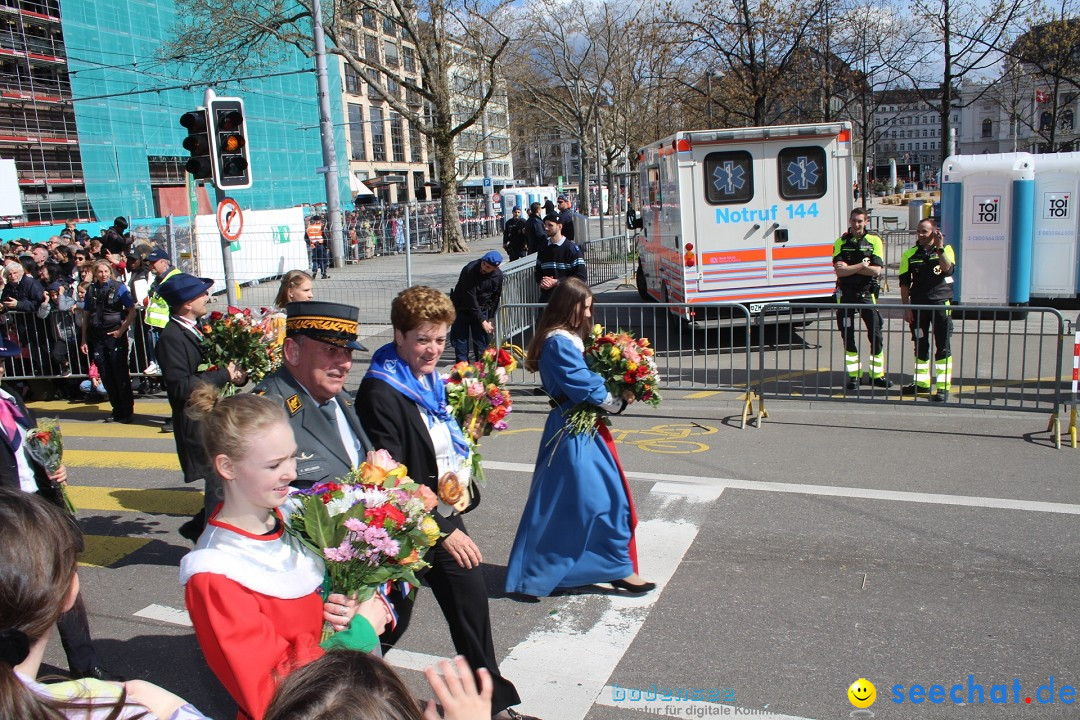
[
  {"xmin": 450, "ymin": 316, "xmax": 490, "ymax": 363},
  {"xmin": 382, "ymin": 513, "xmax": 521, "ymax": 714},
  {"xmin": 911, "ymin": 299, "xmax": 952, "ymax": 361},
  {"xmin": 92, "ymin": 331, "xmax": 134, "ymax": 420},
  {"xmin": 57, "ymin": 593, "xmax": 100, "ymax": 673},
  {"xmin": 835, "ymin": 292, "xmax": 883, "ymax": 355}
]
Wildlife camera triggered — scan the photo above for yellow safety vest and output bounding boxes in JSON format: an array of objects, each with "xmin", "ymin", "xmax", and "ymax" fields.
[{"xmin": 145, "ymin": 267, "xmax": 182, "ymax": 328}]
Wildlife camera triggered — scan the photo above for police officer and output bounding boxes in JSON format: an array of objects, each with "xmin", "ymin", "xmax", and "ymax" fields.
[
  {"xmin": 502, "ymin": 205, "xmax": 527, "ymax": 260},
  {"xmin": 833, "ymin": 207, "xmax": 891, "ymax": 392},
  {"xmin": 556, "ymin": 195, "xmax": 576, "ymax": 243},
  {"xmin": 899, "ymin": 218, "xmax": 956, "ymax": 402},
  {"xmin": 79, "ymin": 259, "xmax": 138, "ymax": 423},
  {"xmin": 450, "ymin": 250, "xmax": 504, "ymax": 362}
]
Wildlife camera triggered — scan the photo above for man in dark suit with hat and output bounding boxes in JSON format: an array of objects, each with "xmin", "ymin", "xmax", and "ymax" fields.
[
  {"xmin": 155, "ymin": 273, "xmax": 245, "ymax": 541},
  {"xmin": 0, "ymin": 334, "xmax": 121, "ymax": 681},
  {"xmin": 252, "ymin": 301, "xmax": 373, "ymax": 490}
]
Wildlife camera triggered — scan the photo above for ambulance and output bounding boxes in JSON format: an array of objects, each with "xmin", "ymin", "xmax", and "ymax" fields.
[{"xmin": 635, "ymin": 122, "xmax": 855, "ymax": 316}]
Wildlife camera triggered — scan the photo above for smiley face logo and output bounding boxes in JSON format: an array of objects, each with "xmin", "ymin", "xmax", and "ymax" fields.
[{"xmin": 848, "ymin": 678, "xmax": 876, "ymax": 708}]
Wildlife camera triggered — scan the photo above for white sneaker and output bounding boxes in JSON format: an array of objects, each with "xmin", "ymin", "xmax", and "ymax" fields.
[{"xmin": 143, "ymin": 362, "xmax": 161, "ymax": 376}]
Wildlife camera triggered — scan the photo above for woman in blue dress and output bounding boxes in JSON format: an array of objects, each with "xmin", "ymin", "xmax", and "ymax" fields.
[{"xmin": 505, "ymin": 278, "xmax": 655, "ymax": 598}]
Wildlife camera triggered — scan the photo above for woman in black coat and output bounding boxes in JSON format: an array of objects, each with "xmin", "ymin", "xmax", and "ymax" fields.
[{"xmin": 356, "ymin": 285, "xmax": 533, "ymax": 720}]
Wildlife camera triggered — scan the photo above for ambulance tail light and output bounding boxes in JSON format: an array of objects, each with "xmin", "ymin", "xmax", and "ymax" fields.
[
  {"xmin": 684, "ymin": 242, "xmax": 696, "ymax": 268},
  {"xmin": 837, "ymin": 129, "xmax": 851, "ymax": 143},
  {"xmin": 674, "ymin": 138, "xmax": 691, "ymax": 152}
]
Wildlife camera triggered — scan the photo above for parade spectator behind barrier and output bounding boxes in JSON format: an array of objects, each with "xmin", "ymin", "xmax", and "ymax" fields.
[
  {"xmin": 832, "ymin": 208, "xmax": 891, "ymax": 392},
  {"xmin": 45, "ymin": 280, "xmax": 79, "ymax": 379},
  {"xmin": 80, "ymin": 260, "xmax": 137, "ymax": 424},
  {"xmin": 524, "ymin": 203, "xmax": 545, "ymax": 256},
  {"xmin": 900, "ymin": 218, "xmax": 956, "ymax": 403},
  {"xmin": 179, "ymin": 386, "xmax": 390, "ymax": 720},
  {"xmin": 30, "ymin": 244, "xmax": 48, "ymax": 273},
  {"xmin": 157, "ymin": 273, "xmax": 245, "ymax": 542},
  {"xmin": 503, "ymin": 206, "xmax": 527, "ymax": 260},
  {"xmin": 306, "ymin": 215, "xmax": 329, "ymax": 279},
  {"xmin": 52, "ymin": 245, "xmax": 76, "ymax": 283},
  {"xmin": 0, "ymin": 488, "xmax": 209, "ymax": 720},
  {"xmin": 534, "ymin": 214, "xmax": 587, "ymax": 303},
  {"xmin": 125, "ymin": 246, "xmax": 156, "ymax": 385},
  {"xmin": 101, "ymin": 216, "xmax": 132, "ymax": 257},
  {"xmin": 0, "ymin": 332, "xmax": 124, "ymax": 686},
  {"xmin": 556, "ymin": 196, "xmax": 576, "ymax": 243},
  {"xmin": 450, "ymin": 251, "xmax": 503, "ymax": 363},
  {"xmin": 265, "ymin": 651, "xmax": 492, "ymax": 720},
  {"xmin": 505, "ymin": 278, "xmax": 653, "ymax": 599},
  {"xmin": 356, "ymin": 286, "xmax": 533, "ymax": 720},
  {"xmin": 252, "ymin": 301, "xmax": 372, "ymax": 491},
  {"xmin": 88, "ymin": 238, "xmax": 103, "ymax": 259},
  {"xmin": 60, "ymin": 220, "xmax": 77, "ymax": 241},
  {"xmin": 1, "ymin": 261, "xmax": 46, "ymax": 379},
  {"xmin": 543, "ymin": 197, "xmax": 555, "ymax": 216}
]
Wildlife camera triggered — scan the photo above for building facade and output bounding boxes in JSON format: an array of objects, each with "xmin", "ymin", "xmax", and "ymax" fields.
[
  {"xmin": 337, "ymin": 6, "xmax": 429, "ymax": 205},
  {"xmin": 872, "ymin": 88, "xmax": 959, "ymax": 187},
  {"xmin": 0, "ymin": 0, "xmax": 350, "ymax": 227},
  {"xmin": 957, "ymin": 79, "xmax": 1078, "ymax": 156}
]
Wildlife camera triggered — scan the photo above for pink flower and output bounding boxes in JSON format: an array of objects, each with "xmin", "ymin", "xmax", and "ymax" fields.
[
  {"xmin": 416, "ymin": 485, "xmax": 438, "ymax": 511},
  {"xmin": 365, "ymin": 449, "xmax": 400, "ymax": 473},
  {"xmin": 465, "ymin": 379, "xmax": 485, "ymax": 398}
]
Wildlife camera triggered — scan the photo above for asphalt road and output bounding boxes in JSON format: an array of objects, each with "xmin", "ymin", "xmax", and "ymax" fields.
[{"xmin": 35, "ymin": 387, "xmax": 1080, "ymax": 720}]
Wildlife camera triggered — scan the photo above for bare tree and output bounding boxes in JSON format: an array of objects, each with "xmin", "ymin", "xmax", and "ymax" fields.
[
  {"xmin": 676, "ymin": 0, "xmax": 827, "ymax": 127},
  {"xmin": 1007, "ymin": 10, "xmax": 1080, "ymax": 150},
  {"xmin": 166, "ymin": 0, "xmax": 515, "ymax": 252},
  {"xmin": 900, "ymin": 0, "xmax": 1032, "ymax": 164}
]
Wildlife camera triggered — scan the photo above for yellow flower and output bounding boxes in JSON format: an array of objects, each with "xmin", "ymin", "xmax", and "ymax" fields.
[
  {"xmin": 626, "ymin": 361, "xmax": 638, "ymax": 372},
  {"xmin": 420, "ymin": 516, "xmax": 442, "ymax": 544},
  {"xmin": 610, "ymin": 347, "xmax": 621, "ymax": 361},
  {"xmin": 592, "ymin": 324, "xmax": 603, "ymax": 336}
]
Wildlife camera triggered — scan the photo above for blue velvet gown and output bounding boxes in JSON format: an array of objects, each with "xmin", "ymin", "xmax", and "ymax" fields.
[{"xmin": 504, "ymin": 332, "xmax": 636, "ymax": 597}]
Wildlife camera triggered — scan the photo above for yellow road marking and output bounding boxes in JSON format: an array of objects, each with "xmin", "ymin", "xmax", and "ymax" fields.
[
  {"xmin": 66, "ymin": 449, "xmax": 181, "ymax": 471},
  {"xmin": 28, "ymin": 400, "xmax": 173, "ymax": 415},
  {"xmin": 684, "ymin": 390, "xmax": 721, "ymax": 399},
  {"xmin": 80, "ymin": 536, "xmax": 152, "ymax": 568},
  {"xmin": 59, "ymin": 424, "xmax": 172, "ymax": 439},
  {"xmin": 67, "ymin": 486, "xmax": 202, "ymax": 515}
]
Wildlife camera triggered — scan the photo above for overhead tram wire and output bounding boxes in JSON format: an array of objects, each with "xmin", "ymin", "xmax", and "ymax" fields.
[{"xmin": 68, "ymin": 69, "xmax": 316, "ymax": 103}]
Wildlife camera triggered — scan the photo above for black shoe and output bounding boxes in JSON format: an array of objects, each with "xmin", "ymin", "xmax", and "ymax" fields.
[
  {"xmin": 845, "ymin": 377, "xmax": 859, "ymax": 391},
  {"xmin": 73, "ymin": 665, "xmax": 125, "ymax": 682},
  {"xmin": 932, "ymin": 390, "xmax": 949, "ymax": 403},
  {"xmin": 179, "ymin": 509, "xmax": 206, "ymax": 543},
  {"xmin": 161, "ymin": 419, "xmax": 173, "ymax": 433},
  {"xmin": 610, "ymin": 578, "xmax": 657, "ymax": 594},
  {"xmin": 900, "ymin": 382, "xmax": 919, "ymax": 395},
  {"xmin": 500, "ymin": 709, "xmax": 543, "ymax": 720},
  {"xmin": 870, "ymin": 376, "xmax": 893, "ymax": 389}
]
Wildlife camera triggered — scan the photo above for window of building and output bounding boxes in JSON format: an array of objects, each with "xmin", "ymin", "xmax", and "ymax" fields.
[
  {"xmin": 703, "ymin": 150, "xmax": 754, "ymax": 205},
  {"xmin": 923, "ymin": 142, "xmax": 928, "ymax": 150},
  {"xmin": 981, "ymin": 118, "xmax": 992, "ymax": 138},
  {"xmin": 386, "ymin": 76, "xmax": 400, "ymax": 99},
  {"xmin": 403, "ymin": 47, "xmax": 416, "ymax": 73},
  {"xmin": 340, "ymin": 32, "xmax": 357, "ymax": 54},
  {"xmin": 362, "ymin": 8, "xmax": 376, "ymax": 29},
  {"xmin": 1061, "ymin": 110, "xmax": 1074, "ymax": 131},
  {"xmin": 367, "ymin": 68, "xmax": 382, "ymax": 99},
  {"xmin": 389, "ymin": 112, "xmax": 404, "ymax": 162},
  {"xmin": 383, "ymin": 15, "xmax": 396, "ymax": 36},
  {"xmin": 1040, "ymin": 111, "xmax": 1053, "ymax": 131},
  {"xmin": 409, "ymin": 121, "xmax": 423, "ymax": 162},
  {"xmin": 364, "ymin": 35, "xmax": 379, "ymax": 62},
  {"xmin": 371, "ymin": 107, "xmax": 386, "ymax": 161},
  {"xmin": 348, "ymin": 103, "xmax": 366, "ymax": 161},
  {"xmin": 383, "ymin": 40, "xmax": 399, "ymax": 68},
  {"xmin": 345, "ymin": 65, "xmax": 362, "ymax": 95}
]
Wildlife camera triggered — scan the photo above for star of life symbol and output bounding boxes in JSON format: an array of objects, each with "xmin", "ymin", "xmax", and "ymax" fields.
[
  {"xmin": 786, "ymin": 156, "xmax": 820, "ymax": 190},
  {"xmin": 712, "ymin": 161, "xmax": 746, "ymax": 195}
]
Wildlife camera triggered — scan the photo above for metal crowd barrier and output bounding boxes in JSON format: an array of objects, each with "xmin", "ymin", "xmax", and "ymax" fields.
[
  {"xmin": 753, "ymin": 302, "xmax": 1067, "ymax": 446},
  {"xmin": 1, "ymin": 308, "xmax": 157, "ymax": 385},
  {"xmin": 496, "ymin": 301, "xmax": 757, "ymax": 425},
  {"xmin": 580, "ymin": 233, "xmax": 633, "ymax": 287}
]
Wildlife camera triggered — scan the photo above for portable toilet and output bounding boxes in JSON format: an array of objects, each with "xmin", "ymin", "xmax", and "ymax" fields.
[
  {"xmin": 1029, "ymin": 152, "xmax": 1080, "ymax": 298},
  {"xmin": 940, "ymin": 153, "xmax": 1035, "ymax": 305}
]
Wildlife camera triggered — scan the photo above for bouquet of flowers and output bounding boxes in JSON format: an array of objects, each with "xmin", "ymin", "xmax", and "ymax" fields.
[
  {"xmin": 443, "ymin": 345, "xmax": 517, "ymax": 485},
  {"xmin": 24, "ymin": 418, "xmax": 76, "ymax": 514},
  {"xmin": 200, "ymin": 306, "xmax": 282, "ymax": 395},
  {"xmin": 286, "ymin": 449, "xmax": 442, "ymax": 638},
  {"xmin": 564, "ymin": 325, "xmax": 662, "ymax": 436}
]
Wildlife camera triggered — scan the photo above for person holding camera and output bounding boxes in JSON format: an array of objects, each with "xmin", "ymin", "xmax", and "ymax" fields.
[
  {"xmin": 899, "ymin": 218, "xmax": 956, "ymax": 402},
  {"xmin": 832, "ymin": 207, "xmax": 890, "ymax": 392}
]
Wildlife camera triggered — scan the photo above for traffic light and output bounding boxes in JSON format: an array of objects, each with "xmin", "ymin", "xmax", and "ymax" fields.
[
  {"xmin": 180, "ymin": 110, "xmax": 212, "ymax": 180},
  {"xmin": 208, "ymin": 97, "xmax": 251, "ymax": 189}
]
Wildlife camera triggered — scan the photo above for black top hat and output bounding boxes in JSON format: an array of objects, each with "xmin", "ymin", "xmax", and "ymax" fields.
[
  {"xmin": 285, "ymin": 301, "xmax": 368, "ymax": 351},
  {"xmin": 159, "ymin": 273, "xmax": 214, "ymax": 308},
  {"xmin": 0, "ymin": 335, "xmax": 20, "ymax": 358}
]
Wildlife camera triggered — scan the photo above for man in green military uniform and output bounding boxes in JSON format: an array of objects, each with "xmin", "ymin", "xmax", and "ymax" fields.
[
  {"xmin": 899, "ymin": 218, "xmax": 956, "ymax": 402},
  {"xmin": 833, "ymin": 207, "xmax": 891, "ymax": 392}
]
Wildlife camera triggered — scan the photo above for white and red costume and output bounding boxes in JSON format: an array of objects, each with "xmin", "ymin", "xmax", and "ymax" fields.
[{"xmin": 179, "ymin": 507, "xmax": 325, "ymax": 720}]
